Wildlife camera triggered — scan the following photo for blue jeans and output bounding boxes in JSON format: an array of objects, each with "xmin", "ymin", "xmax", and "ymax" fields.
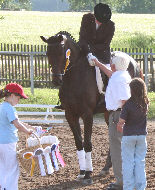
[{"xmin": 121, "ymin": 136, "xmax": 147, "ymax": 190}]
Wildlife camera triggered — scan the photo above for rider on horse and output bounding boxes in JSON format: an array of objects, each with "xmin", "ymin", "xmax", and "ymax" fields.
[
  {"xmin": 79, "ymin": 3, "xmax": 115, "ymax": 93},
  {"xmin": 56, "ymin": 3, "xmax": 115, "ymax": 110}
]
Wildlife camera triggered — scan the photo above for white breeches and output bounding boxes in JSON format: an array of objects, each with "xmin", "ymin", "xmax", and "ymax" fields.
[{"xmin": 0, "ymin": 143, "xmax": 19, "ymax": 190}]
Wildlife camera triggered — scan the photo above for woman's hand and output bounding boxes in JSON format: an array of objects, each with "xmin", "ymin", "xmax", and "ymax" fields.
[
  {"xmin": 116, "ymin": 118, "xmax": 125, "ymax": 133},
  {"xmin": 117, "ymin": 123, "xmax": 123, "ymax": 133},
  {"xmin": 28, "ymin": 129, "xmax": 34, "ymax": 135}
]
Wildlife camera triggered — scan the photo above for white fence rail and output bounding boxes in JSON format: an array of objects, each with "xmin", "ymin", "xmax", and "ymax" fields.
[{"xmin": 15, "ymin": 104, "xmax": 65, "ymax": 124}]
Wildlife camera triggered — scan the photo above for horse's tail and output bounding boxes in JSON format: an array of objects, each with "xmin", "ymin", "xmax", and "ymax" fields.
[
  {"xmin": 134, "ymin": 63, "xmax": 144, "ymax": 80},
  {"xmin": 139, "ymin": 69, "xmax": 144, "ymax": 81}
]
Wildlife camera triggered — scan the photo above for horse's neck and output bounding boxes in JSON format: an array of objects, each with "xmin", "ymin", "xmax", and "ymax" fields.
[{"xmin": 65, "ymin": 41, "xmax": 81, "ymax": 66}]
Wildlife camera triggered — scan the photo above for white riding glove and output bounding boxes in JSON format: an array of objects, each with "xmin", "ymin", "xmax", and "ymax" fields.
[{"xmin": 87, "ymin": 53, "xmax": 96, "ymax": 66}]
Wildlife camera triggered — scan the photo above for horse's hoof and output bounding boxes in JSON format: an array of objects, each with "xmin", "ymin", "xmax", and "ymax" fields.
[
  {"xmin": 82, "ymin": 178, "xmax": 93, "ymax": 185},
  {"xmin": 99, "ymin": 169, "xmax": 109, "ymax": 176},
  {"xmin": 76, "ymin": 174, "xmax": 85, "ymax": 181},
  {"xmin": 106, "ymin": 183, "xmax": 123, "ymax": 190}
]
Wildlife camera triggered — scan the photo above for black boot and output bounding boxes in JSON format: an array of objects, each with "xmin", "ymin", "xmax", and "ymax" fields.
[
  {"xmin": 54, "ymin": 104, "xmax": 64, "ymax": 110},
  {"xmin": 98, "ymin": 93, "xmax": 106, "ymax": 106},
  {"xmin": 94, "ymin": 94, "xmax": 106, "ymax": 114}
]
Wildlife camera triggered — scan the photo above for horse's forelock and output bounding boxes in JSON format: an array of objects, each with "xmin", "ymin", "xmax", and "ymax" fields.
[{"xmin": 61, "ymin": 35, "xmax": 67, "ymax": 45}]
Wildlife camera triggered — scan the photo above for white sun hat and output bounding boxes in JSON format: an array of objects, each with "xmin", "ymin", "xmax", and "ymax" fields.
[{"xmin": 111, "ymin": 51, "xmax": 130, "ymax": 71}]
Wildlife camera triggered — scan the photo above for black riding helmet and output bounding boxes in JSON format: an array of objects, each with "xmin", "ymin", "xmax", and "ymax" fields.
[{"xmin": 94, "ymin": 3, "xmax": 112, "ymax": 23}]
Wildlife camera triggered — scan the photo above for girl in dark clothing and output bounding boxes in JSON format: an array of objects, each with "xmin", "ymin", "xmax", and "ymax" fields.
[{"xmin": 117, "ymin": 78, "xmax": 149, "ymax": 190}]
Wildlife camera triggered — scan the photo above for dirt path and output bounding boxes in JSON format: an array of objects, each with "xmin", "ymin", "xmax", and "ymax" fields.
[{"xmin": 18, "ymin": 119, "xmax": 155, "ymax": 190}]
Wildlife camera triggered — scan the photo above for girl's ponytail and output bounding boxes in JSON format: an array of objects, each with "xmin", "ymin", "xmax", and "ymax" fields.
[{"xmin": 0, "ymin": 88, "xmax": 10, "ymax": 99}]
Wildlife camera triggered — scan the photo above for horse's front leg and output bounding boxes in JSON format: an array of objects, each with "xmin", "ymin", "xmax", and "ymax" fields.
[
  {"xmin": 81, "ymin": 111, "xmax": 93, "ymax": 184},
  {"xmin": 65, "ymin": 110, "xmax": 86, "ymax": 179}
]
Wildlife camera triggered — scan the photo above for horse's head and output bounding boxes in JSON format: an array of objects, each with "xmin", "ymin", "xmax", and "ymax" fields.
[
  {"xmin": 40, "ymin": 31, "xmax": 79, "ymax": 87},
  {"xmin": 40, "ymin": 34, "xmax": 65, "ymax": 86}
]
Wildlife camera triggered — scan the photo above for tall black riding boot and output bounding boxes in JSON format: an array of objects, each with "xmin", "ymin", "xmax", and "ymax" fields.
[{"xmin": 54, "ymin": 104, "xmax": 64, "ymax": 110}]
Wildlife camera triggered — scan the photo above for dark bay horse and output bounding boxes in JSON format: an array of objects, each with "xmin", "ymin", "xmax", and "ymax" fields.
[{"xmin": 40, "ymin": 31, "xmax": 143, "ymax": 183}]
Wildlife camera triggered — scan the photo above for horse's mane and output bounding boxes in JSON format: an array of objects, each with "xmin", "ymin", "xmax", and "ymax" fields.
[
  {"xmin": 56, "ymin": 32, "xmax": 89, "ymax": 74},
  {"xmin": 57, "ymin": 31, "xmax": 82, "ymax": 63},
  {"xmin": 56, "ymin": 31, "xmax": 77, "ymax": 44}
]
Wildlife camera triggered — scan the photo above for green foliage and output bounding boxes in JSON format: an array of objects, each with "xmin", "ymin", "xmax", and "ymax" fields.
[
  {"xmin": 66, "ymin": 0, "xmax": 154, "ymax": 13},
  {"xmin": 129, "ymin": 33, "xmax": 154, "ymax": 49},
  {"xmin": 68, "ymin": 0, "xmax": 95, "ymax": 11},
  {"xmin": 119, "ymin": 0, "xmax": 155, "ymax": 13},
  {"xmin": 112, "ymin": 32, "xmax": 155, "ymax": 49},
  {"xmin": 148, "ymin": 92, "xmax": 155, "ymax": 119},
  {"xmin": 0, "ymin": 0, "xmax": 31, "ymax": 10}
]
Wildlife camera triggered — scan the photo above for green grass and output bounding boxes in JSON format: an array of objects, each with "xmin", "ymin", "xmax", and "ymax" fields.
[
  {"xmin": 148, "ymin": 92, "xmax": 155, "ymax": 119},
  {"xmin": 0, "ymin": 11, "xmax": 154, "ymax": 50},
  {"xmin": 0, "ymin": 87, "xmax": 154, "ymax": 119}
]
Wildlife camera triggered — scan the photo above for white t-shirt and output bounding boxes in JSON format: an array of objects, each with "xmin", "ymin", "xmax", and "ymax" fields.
[{"xmin": 105, "ymin": 71, "xmax": 131, "ymax": 111}]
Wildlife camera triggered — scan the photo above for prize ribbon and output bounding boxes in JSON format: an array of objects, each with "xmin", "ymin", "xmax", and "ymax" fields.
[
  {"xmin": 23, "ymin": 152, "xmax": 35, "ymax": 177},
  {"xmin": 44, "ymin": 146, "xmax": 54, "ymax": 174},
  {"xmin": 51, "ymin": 144, "xmax": 59, "ymax": 171},
  {"xmin": 55, "ymin": 146, "xmax": 66, "ymax": 167},
  {"xmin": 34, "ymin": 148, "xmax": 46, "ymax": 176},
  {"xmin": 64, "ymin": 49, "xmax": 71, "ymax": 72}
]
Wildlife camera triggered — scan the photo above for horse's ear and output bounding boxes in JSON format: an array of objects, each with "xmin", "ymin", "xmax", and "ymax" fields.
[{"xmin": 40, "ymin": 36, "xmax": 48, "ymax": 43}]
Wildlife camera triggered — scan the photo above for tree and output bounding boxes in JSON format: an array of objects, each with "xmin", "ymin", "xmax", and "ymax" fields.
[
  {"xmin": 118, "ymin": 0, "xmax": 155, "ymax": 13},
  {"xmin": 66, "ymin": 0, "xmax": 130, "ymax": 11},
  {"xmin": 65, "ymin": 0, "xmax": 154, "ymax": 13},
  {"xmin": 0, "ymin": 0, "xmax": 31, "ymax": 10}
]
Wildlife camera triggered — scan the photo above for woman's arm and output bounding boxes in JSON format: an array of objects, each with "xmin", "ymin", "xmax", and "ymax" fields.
[{"xmin": 93, "ymin": 58, "xmax": 113, "ymax": 78}]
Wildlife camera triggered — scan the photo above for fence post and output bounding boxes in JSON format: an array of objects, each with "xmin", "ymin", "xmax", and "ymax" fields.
[
  {"xmin": 30, "ymin": 54, "xmax": 34, "ymax": 95},
  {"xmin": 144, "ymin": 54, "xmax": 148, "ymax": 90}
]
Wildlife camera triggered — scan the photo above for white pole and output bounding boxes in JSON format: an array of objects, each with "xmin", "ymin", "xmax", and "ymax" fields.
[{"xmin": 30, "ymin": 54, "xmax": 34, "ymax": 95}]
